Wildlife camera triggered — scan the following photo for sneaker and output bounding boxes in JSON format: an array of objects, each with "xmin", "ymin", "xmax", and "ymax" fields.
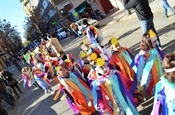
[
  {"xmin": 44, "ymin": 89, "xmax": 49, "ymax": 94},
  {"xmin": 50, "ymin": 91, "xmax": 55, "ymax": 94}
]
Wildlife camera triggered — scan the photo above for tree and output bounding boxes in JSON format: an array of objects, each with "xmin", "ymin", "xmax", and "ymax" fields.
[
  {"xmin": 23, "ymin": 7, "xmax": 45, "ymax": 41},
  {"xmin": 0, "ymin": 19, "xmax": 23, "ymax": 55}
]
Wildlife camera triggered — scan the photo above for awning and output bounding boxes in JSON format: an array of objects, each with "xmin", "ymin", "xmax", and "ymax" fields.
[{"xmin": 75, "ymin": 1, "xmax": 88, "ymax": 13}]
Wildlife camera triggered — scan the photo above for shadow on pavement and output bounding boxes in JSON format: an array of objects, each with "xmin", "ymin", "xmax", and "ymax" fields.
[
  {"xmin": 99, "ymin": 10, "xmax": 127, "ymax": 27},
  {"xmin": 158, "ymin": 22, "xmax": 175, "ymax": 37},
  {"xmin": 118, "ymin": 27, "xmax": 140, "ymax": 40},
  {"xmin": 23, "ymin": 92, "xmax": 63, "ymax": 115},
  {"xmin": 65, "ymin": 45, "xmax": 81, "ymax": 61},
  {"xmin": 130, "ymin": 22, "xmax": 175, "ymax": 56}
]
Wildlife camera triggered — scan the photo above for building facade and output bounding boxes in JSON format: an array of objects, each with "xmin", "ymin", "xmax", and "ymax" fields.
[
  {"xmin": 89, "ymin": 0, "xmax": 124, "ymax": 15},
  {"xmin": 22, "ymin": 0, "xmax": 123, "ymax": 34}
]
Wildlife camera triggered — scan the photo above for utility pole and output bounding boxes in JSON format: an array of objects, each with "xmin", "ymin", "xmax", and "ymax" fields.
[{"xmin": 49, "ymin": 0, "xmax": 72, "ymax": 34}]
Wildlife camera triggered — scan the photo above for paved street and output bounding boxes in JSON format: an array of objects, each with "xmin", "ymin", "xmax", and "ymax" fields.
[{"xmin": 3, "ymin": 0, "xmax": 175, "ymax": 115}]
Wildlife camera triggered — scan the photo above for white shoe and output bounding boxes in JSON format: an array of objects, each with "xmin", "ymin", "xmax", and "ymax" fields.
[
  {"xmin": 50, "ymin": 91, "xmax": 55, "ymax": 94},
  {"xmin": 44, "ymin": 89, "xmax": 49, "ymax": 94}
]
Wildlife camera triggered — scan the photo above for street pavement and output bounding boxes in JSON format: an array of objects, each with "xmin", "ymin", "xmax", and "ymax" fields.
[{"xmin": 3, "ymin": 0, "xmax": 175, "ymax": 114}]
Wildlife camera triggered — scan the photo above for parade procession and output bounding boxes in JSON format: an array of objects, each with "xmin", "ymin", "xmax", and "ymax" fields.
[{"xmin": 0, "ymin": 0, "xmax": 175, "ymax": 115}]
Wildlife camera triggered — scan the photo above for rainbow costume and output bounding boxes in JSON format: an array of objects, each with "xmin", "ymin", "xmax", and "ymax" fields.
[
  {"xmin": 136, "ymin": 48, "xmax": 163, "ymax": 95},
  {"xmin": 151, "ymin": 77, "xmax": 175, "ymax": 115}
]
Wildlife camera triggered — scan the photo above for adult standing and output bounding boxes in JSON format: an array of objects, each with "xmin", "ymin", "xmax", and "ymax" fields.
[
  {"xmin": 123, "ymin": 0, "xmax": 161, "ymax": 46},
  {"xmin": 12, "ymin": 57, "xmax": 22, "ymax": 72},
  {"xmin": 0, "ymin": 69, "xmax": 22, "ymax": 99},
  {"xmin": 46, "ymin": 34, "xmax": 64, "ymax": 58},
  {"xmin": 70, "ymin": 22, "xmax": 81, "ymax": 38},
  {"xmin": 0, "ymin": 78, "xmax": 15, "ymax": 108},
  {"xmin": 161, "ymin": 0, "xmax": 175, "ymax": 18}
]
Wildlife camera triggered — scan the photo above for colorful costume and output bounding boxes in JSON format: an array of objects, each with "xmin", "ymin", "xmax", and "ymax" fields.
[
  {"xmin": 109, "ymin": 38, "xmax": 137, "ymax": 93},
  {"xmin": 136, "ymin": 48, "xmax": 163, "ymax": 95},
  {"xmin": 92, "ymin": 70, "xmax": 139, "ymax": 115},
  {"xmin": 151, "ymin": 77, "xmax": 175, "ymax": 115},
  {"xmin": 57, "ymin": 71, "xmax": 96, "ymax": 115}
]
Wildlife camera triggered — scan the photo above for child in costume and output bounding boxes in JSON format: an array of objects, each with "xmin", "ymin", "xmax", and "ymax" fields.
[
  {"xmin": 145, "ymin": 29, "xmax": 164, "ymax": 59},
  {"xmin": 78, "ymin": 51, "xmax": 91, "ymax": 77},
  {"xmin": 86, "ymin": 52, "xmax": 102, "ymax": 83},
  {"xmin": 33, "ymin": 67, "xmax": 53, "ymax": 94},
  {"xmin": 151, "ymin": 53, "xmax": 175, "ymax": 115},
  {"xmin": 56, "ymin": 66, "xmax": 96, "ymax": 115},
  {"xmin": 108, "ymin": 38, "xmax": 137, "ymax": 94},
  {"xmin": 22, "ymin": 67, "xmax": 33, "ymax": 89},
  {"xmin": 80, "ymin": 41, "xmax": 101, "ymax": 56},
  {"xmin": 91, "ymin": 58, "xmax": 139, "ymax": 115},
  {"xmin": 136, "ymin": 35, "xmax": 163, "ymax": 98},
  {"xmin": 135, "ymin": 30, "xmax": 164, "ymax": 67},
  {"xmin": 82, "ymin": 20, "xmax": 111, "ymax": 59}
]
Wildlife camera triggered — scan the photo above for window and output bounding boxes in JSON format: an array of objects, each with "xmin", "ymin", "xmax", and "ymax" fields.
[
  {"xmin": 44, "ymin": 14, "xmax": 51, "ymax": 23},
  {"xmin": 40, "ymin": 7, "xmax": 45, "ymax": 15},
  {"xmin": 48, "ymin": 9, "xmax": 56, "ymax": 18},
  {"xmin": 42, "ymin": 0, "xmax": 48, "ymax": 9}
]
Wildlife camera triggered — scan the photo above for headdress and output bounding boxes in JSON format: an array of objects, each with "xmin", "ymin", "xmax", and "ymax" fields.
[
  {"xmin": 148, "ymin": 29, "xmax": 157, "ymax": 42},
  {"xmin": 79, "ymin": 51, "xmax": 87, "ymax": 58},
  {"xmin": 96, "ymin": 58, "xmax": 105, "ymax": 67},
  {"xmin": 55, "ymin": 66, "xmax": 62, "ymax": 72},
  {"xmin": 109, "ymin": 37, "xmax": 119, "ymax": 47},
  {"xmin": 82, "ymin": 40, "xmax": 89, "ymax": 45},
  {"xmin": 89, "ymin": 52, "xmax": 98, "ymax": 61}
]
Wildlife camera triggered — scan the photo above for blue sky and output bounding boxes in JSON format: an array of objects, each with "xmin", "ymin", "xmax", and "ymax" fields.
[{"xmin": 0, "ymin": 0, "xmax": 27, "ymax": 40}]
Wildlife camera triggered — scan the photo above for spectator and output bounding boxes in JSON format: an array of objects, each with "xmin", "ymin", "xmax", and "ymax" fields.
[
  {"xmin": 0, "ymin": 78, "xmax": 15, "ymax": 108},
  {"xmin": 0, "ymin": 69, "xmax": 22, "ymax": 99},
  {"xmin": 12, "ymin": 57, "xmax": 22, "ymax": 72},
  {"xmin": 123, "ymin": 0, "xmax": 161, "ymax": 47},
  {"xmin": 161, "ymin": 0, "xmax": 175, "ymax": 18},
  {"xmin": 70, "ymin": 22, "xmax": 81, "ymax": 38},
  {"xmin": 0, "ymin": 100, "xmax": 8, "ymax": 115},
  {"xmin": 46, "ymin": 34, "xmax": 64, "ymax": 57}
]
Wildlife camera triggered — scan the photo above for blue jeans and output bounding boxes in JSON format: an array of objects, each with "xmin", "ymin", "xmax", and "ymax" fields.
[
  {"xmin": 162, "ymin": 0, "xmax": 175, "ymax": 16},
  {"xmin": 140, "ymin": 17, "xmax": 161, "ymax": 46}
]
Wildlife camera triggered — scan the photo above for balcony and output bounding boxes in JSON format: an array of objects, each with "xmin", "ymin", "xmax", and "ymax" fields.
[{"xmin": 52, "ymin": 0, "xmax": 69, "ymax": 5}]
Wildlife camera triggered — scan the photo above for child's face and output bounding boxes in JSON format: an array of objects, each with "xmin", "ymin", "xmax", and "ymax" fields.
[
  {"xmin": 140, "ymin": 41, "xmax": 148, "ymax": 51},
  {"xmin": 151, "ymin": 40, "xmax": 157, "ymax": 48},
  {"xmin": 167, "ymin": 72, "xmax": 175, "ymax": 83},
  {"xmin": 111, "ymin": 44, "xmax": 120, "ymax": 51},
  {"xmin": 67, "ymin": 62, "xmax": 74, "ymax": 70},
  {"xmin": 97, "ymin": 65, "xmax": 108, "ymax": 75},
  {"xmin": 87, "ymin": 57, "xmax": 95, "ymax": 66},
  {"xmin": 58, "ymin": 68, "xmax": 68, "ymax": 77},
  {"xmin": 81, "ymin": 44, "xmax": 89, "ymax": 51}
]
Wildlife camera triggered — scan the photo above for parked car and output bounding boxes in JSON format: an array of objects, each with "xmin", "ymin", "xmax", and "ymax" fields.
[
  {"xmin": 56, "ymin": 28, "xmax": 68, "ymax": 40},
  {"xmin": 75, "ymin": 18, "xmax": 99, "ymax": 35}
]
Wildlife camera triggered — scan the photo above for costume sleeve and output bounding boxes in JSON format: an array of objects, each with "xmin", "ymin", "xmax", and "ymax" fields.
[
  {"xmin": 137, "ymin": 56, "xmax": 146, "ymax": 81},
  {"xmin": 123, "ymin": 0, "xmax": 137, "ymax": 9},
  {"xmin": 151, "ymin": 81, "xmax": 163, "ymax": 115}
]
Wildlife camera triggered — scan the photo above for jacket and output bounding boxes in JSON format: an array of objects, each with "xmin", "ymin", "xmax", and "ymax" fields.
[{"xmin": 123, "ymin": 0, "xmax": 153, "ymax": 20}]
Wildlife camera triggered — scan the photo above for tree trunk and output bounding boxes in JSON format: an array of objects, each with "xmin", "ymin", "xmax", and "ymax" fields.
[{"xmin": 49, "ymin": 0, "xmax": 72, "ymax": 35}]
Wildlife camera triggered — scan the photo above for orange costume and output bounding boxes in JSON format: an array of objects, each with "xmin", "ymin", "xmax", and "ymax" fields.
[
  {"xmin": 110, "ymin": 47, "xmax": 135, "ymax": 82},
  {"xmin": 58, "ymin": 71, "xmax": 96, "ymax": 115}
]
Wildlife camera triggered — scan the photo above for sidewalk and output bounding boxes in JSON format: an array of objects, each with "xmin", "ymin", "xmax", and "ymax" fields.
[{"xmin": 99, "ymin": 0, "xmax": 175, "ymax": 26}]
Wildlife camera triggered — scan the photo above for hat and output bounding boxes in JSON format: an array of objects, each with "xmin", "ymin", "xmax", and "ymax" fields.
[
  {"xmin": 148, "ymin": 29, "xmax": 157, "ymax": 42},
  {"xmin": 79, "ymin": 51, "xmax": 87, "ymax": 59},
  {"xmin": 55, "ymin": 66, "xmax": 62, "ymax": 72},
  {"xmin": 89, "ymin": 52, "xmax": 98, "ymax": 61},
  {"xmin": 96, "ymin": 58, "xmax": 105, "ymax": 67},
  {"xmin": 109, "ymin": 37, "xmax": 119, "ymax": 46}
]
